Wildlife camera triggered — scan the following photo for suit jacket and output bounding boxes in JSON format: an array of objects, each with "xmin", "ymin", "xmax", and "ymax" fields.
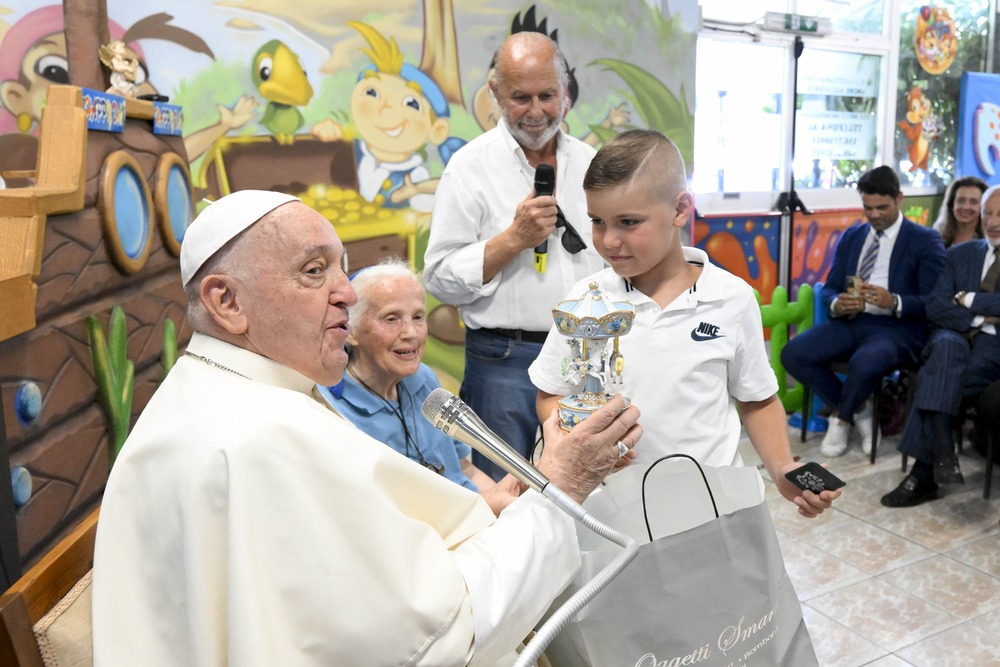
[
  {"xmin": 821, "ymin": 217, "xmax": 946, "ymax": 336},
  {"xmin": 926, "ymin": 239, "xmax": 1000, "ymax": 331}
]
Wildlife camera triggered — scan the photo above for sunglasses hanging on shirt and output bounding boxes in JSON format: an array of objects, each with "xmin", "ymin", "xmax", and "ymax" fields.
[{"xmin": 555, "ymin": 206, "xmax": 587, "ymax": 254}]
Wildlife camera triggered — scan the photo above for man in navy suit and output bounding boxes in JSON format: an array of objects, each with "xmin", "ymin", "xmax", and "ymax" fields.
[
  {"xmin": 782, "ymin": 167, "xmax": 946, "ymax": 458},
  {"xmin": 882, "ymin": 185, "xmax": 1000, "ymax": 506}
]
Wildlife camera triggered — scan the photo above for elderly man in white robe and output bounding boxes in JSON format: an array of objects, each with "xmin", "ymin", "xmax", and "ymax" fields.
[{"xmin": 91, "ymin": 190, "xmax": 641, "ymax": 666}]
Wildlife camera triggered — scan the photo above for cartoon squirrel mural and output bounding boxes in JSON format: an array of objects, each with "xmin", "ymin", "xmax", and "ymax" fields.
[{"xmin": 898, "ymin": 84, "xmax": 931, "ymax": 172}]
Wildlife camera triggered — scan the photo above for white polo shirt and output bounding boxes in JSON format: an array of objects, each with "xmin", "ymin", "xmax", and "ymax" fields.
[{"xmin": 529, "ymin": 247, "xmax": 778, "ymax": 468}]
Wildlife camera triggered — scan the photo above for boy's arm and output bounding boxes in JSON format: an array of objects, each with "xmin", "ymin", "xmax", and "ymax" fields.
[
  {"xmin": 536, "ymin": 390, "xmax": 563, "ymax": 426},
  {"xmin": 736, "ymin": 394, "xmax": 840, "ymax": 518}
]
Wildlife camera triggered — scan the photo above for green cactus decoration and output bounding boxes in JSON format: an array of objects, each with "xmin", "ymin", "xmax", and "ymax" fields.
[
  {"xmin": 162, "ymin": 317, "xmax": 178, "ymax": 377},
  {"xmin": 87, "ymin": 306, "xmax": 134, "ymax": 466}
]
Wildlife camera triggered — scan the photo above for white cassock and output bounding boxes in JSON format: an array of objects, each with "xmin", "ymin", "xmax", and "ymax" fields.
[{"xmin": 92, "ymin": 332, "xmax": 580, "ymax": 666}]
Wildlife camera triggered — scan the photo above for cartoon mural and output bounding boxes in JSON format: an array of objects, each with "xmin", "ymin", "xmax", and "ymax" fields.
[
  {"xmin": 0, "ymin": 4, "xmax": 254, "ymax": 176},
  {"xmin": 694, "ymin": 213, "xmax": 780, "ymax": 304},
  {"xmin": 894, "ymin": 1, "xmax": 990, "ymax": 187},
  {"xmin": 897, "ymin": 84, "xmax": 941, "ymax": 173},
  {"xmin": 914, "ymin": 4, "xmax": 956, "ymax": 76},
  {"xmin": 0, "ymin": 0, "xmax": 699, "ymax": 575}
]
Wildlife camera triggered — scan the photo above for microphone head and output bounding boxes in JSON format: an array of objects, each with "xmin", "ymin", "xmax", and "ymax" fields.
[
  {"xmin": 421, "ymin": 387, "xmax": 457, "ymax": 427},
  {"xmin": 533, "ymin": 163, "xmax": 555, "ymax": 196}
]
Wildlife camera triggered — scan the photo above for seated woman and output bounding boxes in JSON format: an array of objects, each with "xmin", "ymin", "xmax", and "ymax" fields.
[
  {"xmin": 933, "ymin": 176, "xmax": 987, "ymax": 247},
  {"xmin": 318, "ymin": 258, "xmax": 496, "ymax": 494}
]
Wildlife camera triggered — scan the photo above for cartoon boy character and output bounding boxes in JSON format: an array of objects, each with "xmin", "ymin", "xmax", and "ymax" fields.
[{"xmin": 313, "ymin": 21, "xmax": 463, "ymax": 212}]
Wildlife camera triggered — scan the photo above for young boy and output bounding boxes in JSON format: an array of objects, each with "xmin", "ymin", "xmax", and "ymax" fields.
[{"xmin": 528, "ymin": 129, "xmax": 839, "ymax": 517}]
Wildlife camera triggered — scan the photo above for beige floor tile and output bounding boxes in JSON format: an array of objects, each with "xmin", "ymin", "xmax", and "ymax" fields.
[
  {"xmin": 805, "ymin": 578, "xmax": 960, "ymax": 652},
  {"xmin": 800, "ymin": 605, "xmax": 887, "ymax": 667},
  {"xmin": 863, "ymin": 492, "xmax": 1000, "ymax": 552},
  {"xmin": 895, "ymin": 622, "xmax": 1000, "ymax": 666},
  {"xmin": 780, "ymin": 538, "xmax": 869, "ymax": 601},
  {"xmin": 971, "ymin": 607, "xmax": 1000, "ymax": 637},
  {"xmin": 799, "ymin": 516, "xmax": 933, "ymax": 575},
  {"xmin": 878, "ymin": 555, "xmax": 1000, "ymax": 620},
  {"xmin": 862, "ymin": 656, "xmax": 916, "ymax": 667},
  {"xmin": 946, "ymin": 533, "xmax": 1000, "ymax": 577}
]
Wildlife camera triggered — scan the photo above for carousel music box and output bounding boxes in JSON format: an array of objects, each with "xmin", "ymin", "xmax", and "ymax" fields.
[{"xmin": 551, "ymin": 282, "xmax": 635, "ymax": 430}]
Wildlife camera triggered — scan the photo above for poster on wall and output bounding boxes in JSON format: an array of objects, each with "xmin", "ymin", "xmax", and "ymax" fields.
[{"xmin": 956, "ymin": 71, "xmax": 1000, "ymax": 185}]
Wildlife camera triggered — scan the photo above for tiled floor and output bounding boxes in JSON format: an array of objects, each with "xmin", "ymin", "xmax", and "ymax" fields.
[{"xmin": 741, "ymin": 425, "xmax": 1000, "ymax": 667}]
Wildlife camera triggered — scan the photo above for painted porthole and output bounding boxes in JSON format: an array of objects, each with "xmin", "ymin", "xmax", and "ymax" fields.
[
  {"xmin": 14, "ymin": 381, "xmax": 41, "ymax": 426},
  {"xmin": 154, "ymin": 152, "xmax": 193, "ymax": 256},
  {"xmin": 98, "ymin": 151, "xmax": 154, "ymax": 274}
]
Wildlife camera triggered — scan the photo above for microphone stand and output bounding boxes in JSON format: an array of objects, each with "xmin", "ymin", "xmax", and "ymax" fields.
[{"xmin": 774, "ymin": 35, "xmax": 811, "ymax": 291}]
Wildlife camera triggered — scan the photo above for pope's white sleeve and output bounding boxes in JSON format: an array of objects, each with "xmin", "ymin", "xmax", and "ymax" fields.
[{"xmin": 451, "ymin": 491, "xmax": 580, "ymax": 665}]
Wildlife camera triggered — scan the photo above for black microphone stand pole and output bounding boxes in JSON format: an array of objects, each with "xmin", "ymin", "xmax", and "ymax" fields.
[{"xmin": 774, "ymin": 35, "xmax": 811, "ymax": 291}]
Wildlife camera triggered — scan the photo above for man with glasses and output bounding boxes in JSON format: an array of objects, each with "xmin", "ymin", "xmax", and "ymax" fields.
[{"xmin": 424, "ymin": 31, "xmax": 605, "ymax": 480}]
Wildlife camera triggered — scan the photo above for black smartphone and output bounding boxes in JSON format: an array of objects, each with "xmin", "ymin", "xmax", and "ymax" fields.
[{"xmin": 784, "ymin": 461, "xmax": 846, "ymax": 493}]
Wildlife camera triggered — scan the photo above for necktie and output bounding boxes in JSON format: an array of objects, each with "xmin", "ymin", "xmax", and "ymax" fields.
[
  {"xmin": 981, "ymin": 246, "xmax": 1000, "ymax": 293},
  {"xmin": 857, "ymin": 231, "xmax": 883, "ymax": 282}
]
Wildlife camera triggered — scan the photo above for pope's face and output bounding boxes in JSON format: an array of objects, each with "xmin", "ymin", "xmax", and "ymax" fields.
[{"xmin": 235, "ymin": 203, "xmax": 356, "ymax": 386}]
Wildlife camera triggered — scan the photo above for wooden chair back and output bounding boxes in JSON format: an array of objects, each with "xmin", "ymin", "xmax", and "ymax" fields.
[{"xmin": 0, "ymin": 507, "xmax": 98, "ymax": 667}]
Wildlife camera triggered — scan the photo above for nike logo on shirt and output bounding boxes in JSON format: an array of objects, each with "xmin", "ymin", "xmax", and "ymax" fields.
[{"xmin": 691, "ymin": 322, "xmax": 724, "ymax": 341}]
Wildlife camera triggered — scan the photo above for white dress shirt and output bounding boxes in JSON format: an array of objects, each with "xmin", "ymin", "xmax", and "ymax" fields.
[{"xmin": 423, "ymin": 119, "xmax": 605, "ymax": 331}]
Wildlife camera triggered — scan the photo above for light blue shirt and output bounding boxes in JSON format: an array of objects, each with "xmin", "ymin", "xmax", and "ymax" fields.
[{"xmin": 318, "ymin": 364, "xmax": 478, "ymax": 492}]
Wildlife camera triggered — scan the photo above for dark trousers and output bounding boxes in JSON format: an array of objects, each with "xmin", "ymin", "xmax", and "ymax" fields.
[
  {"xmin": 461, "ymin": 328, "xmax": 543, "ymax": 482},
  {"xmin": 898, "ymin": 330, "xmax": 1000, "ymax": 463},
  {"xmin": 781, "ymin": 314, "xmax": 918, "ymax": 423}
]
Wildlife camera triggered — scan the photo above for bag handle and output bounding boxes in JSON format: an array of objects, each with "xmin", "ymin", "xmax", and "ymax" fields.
[{"xmin": 641, "ymin": 453, "xmax": 720, "ymax": 542}]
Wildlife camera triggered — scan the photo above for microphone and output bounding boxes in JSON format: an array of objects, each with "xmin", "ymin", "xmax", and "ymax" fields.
[
  {"xmin": 532, "ymin": 163, "xmax": 555, "ymax": 274},
  {"xmin": 421, "ymin": 387, "xmax": 639, "ymax": 667},
  {"xmin": 421, "ymin": 387, "xmax": 550, "ymax": 493}
]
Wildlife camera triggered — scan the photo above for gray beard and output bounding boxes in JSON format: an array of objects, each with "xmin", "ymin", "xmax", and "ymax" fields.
[{"xmin": 508, "ymin": 117, "xmax": 562, "ymax": 152}]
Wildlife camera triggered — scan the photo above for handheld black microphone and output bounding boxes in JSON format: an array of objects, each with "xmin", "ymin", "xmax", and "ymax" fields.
[
  {"xmin": 532, "ymin": 163, "xmax": 555, "ymax": 274},
  {"xmin": 421, "ymin": 387, "xmax": 550, "ymax": 493}
]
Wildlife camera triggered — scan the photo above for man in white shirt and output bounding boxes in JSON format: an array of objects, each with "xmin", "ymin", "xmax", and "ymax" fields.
[
  {"xmin": 91, "ymin": 190, "xmax": 641, "ymax": 665},
  {"xmin": 423, "ymin": 31, "xmax": 605, "ymax": 480},
  {"xmin": 781, "ymin": 166, "xmax": 945, "ymax": 458},
  {"xmin": 882, "ymin": 185, "xmax": 1000, "ymax": 506}
]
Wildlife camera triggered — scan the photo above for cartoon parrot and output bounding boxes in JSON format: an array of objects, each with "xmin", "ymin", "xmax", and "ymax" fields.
[{"xmin": 252, "ymin": 39, "xmax": 313, "ymax": 144}]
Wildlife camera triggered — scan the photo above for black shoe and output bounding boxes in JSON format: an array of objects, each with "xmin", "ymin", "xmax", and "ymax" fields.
[
  {"xmin": 881, "ymin": 474, "xmax": 939, "ymax": 508},
  {"xmin": 934, "ymin": 455, "xmax": 965, "ymax": 485}
]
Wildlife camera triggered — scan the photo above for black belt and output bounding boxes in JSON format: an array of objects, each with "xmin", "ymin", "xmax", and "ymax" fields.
[{"xmin": 477, "ymin": 327, "xmax": 548, "ymax": 344}]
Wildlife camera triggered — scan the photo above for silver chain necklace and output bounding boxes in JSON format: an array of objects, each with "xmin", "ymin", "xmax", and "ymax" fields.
[{"xmin": 186, "ymin": 352, "xmax": 250, "ymax": 379}]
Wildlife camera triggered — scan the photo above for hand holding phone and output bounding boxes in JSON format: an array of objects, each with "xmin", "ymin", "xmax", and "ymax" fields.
[{"xmin": 784, "ymin": 461, "xmax": 845, "ymax": 494}]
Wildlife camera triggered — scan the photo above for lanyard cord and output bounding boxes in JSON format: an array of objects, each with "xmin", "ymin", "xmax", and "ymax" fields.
[{"xmin": 347, "ymin": 363, "xmax": 444, "ymax": 474}]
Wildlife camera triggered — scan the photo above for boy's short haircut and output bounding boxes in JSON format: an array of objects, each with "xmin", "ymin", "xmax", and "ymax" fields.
[
  {"xmin": 583, "ymin": 129, "xmax": 687, "ymax": 201},
  {"xmin": 856, "ymin": 165, "xmax": 900, "ymax": 199}
]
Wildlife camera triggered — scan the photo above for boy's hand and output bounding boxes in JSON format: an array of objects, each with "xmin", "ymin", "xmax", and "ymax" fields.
[{"xmin": 775, "ymin": 460, "xmax": 841, "ymax": 518}]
